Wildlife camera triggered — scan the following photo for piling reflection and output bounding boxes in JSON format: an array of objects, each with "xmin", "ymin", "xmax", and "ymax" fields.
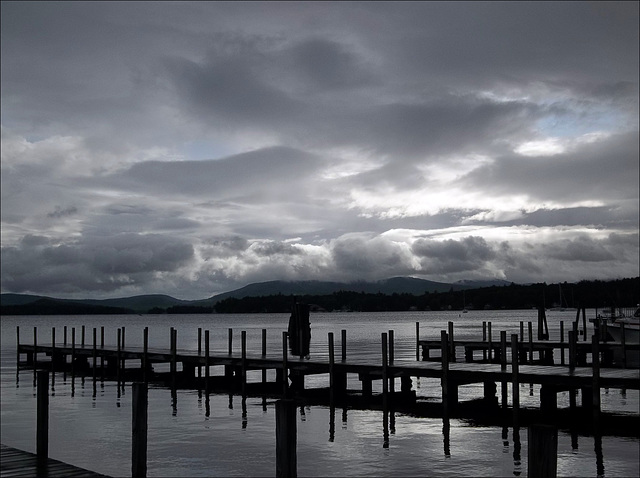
[
  {"xmin": 241, "ymin": 397, "xmax": 247, "ymax": 429},
  {"xmin": 382, "ymin": 408, "xmax": 389, "ymax": 449},
  {"xmin": 329, "ymin": 404, "xmax": 335, "ymax": 442},
  {"xmin": 512, "ymin": 426, "xmax": 522, "ymax": 476},
  {"xmin": 442, "ymin": 414, "xmax": 451, "ymax": 457},
  {"xmin": 594, "ymin": 433, "xmax": 604, "ymax": 477}
]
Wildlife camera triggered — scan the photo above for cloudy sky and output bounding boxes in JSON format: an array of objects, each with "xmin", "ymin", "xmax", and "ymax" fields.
[{"xmin": 1, "ymin": 2, "xmax": 638, "ymax": 300}]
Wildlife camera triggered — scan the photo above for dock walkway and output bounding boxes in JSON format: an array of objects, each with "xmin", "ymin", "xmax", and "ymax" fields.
[{"xmin": 0, "ymin": 444, "xmax": 110, "ymax": 477}]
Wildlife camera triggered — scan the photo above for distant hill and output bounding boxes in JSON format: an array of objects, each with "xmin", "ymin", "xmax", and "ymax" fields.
[
  {"xmin": 205, "ymin": 277, "xmax": 460, "ymax": 303},
  {"xmin": 0, "ymin": 276, "xmax": 500, "ymax": 314}
]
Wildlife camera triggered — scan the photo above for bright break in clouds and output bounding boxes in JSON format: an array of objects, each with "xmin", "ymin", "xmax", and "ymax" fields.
[{"xmin": 1, "ymin": 2, "xmax": 638, "ymax": 299}]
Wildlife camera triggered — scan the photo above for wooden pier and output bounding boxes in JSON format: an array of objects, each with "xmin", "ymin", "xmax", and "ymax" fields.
[
  {"xmin": 0, "ymin": 444, "xmax": 110, "ymax": 477},
  {"xmin": 15, "ymin": 323, "xmax": 640, "ymax": 420}
]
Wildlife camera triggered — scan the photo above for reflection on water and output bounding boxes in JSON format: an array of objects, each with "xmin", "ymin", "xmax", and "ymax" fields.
[{"xmin": 2, "ymin": 311, "xmax": 639, "ymax": 477}]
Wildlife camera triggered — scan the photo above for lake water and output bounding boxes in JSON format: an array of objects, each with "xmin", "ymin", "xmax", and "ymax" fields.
[{"xmin": 1, "ymin": 310, "xmax": 638, "ymax": 477}]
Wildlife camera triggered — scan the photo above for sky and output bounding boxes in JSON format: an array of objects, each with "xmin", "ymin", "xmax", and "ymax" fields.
[{"xmin": 1, "ymin": 2, "xmax": 639, "ymax": 300}]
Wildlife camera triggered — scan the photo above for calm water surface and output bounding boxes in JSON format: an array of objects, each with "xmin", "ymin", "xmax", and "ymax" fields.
[{"xmin": 1, "ymin": 310, "xmax": 638, "ymax": 477}]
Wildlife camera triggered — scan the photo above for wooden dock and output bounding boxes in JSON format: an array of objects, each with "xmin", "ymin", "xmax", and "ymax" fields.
[
  {"xmin": 15, "ymin": 324, "xmax": 640, "ymax": 418},
  {"xmin": 0, "ymin": 444, "xmax": 110, "ymax": 477}
]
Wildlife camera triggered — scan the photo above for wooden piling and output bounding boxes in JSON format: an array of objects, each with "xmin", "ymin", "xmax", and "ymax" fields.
[
  {"xmin": 92, "ymin": 328, "xmax": 97, "ymax": 382},
  {"xmin": 36, "ymin": 370, "xmax": 49, "ymax": 461},
  {"xmin": 132, "ymin": 382, "xmax": 148, "ymax": 478},
  {"xmin": 560, "ymin": 321, "xmax": 565, "ymax": 365},
  {"xmin": 171, "ymin": 328, "xmax": 177, "ymax": 387},
  {"xmin": 592, "ymin": 334, "xmax": 601, "ymax": 420},
  {"xmin": 143, "ymin": 327, "xmax": 149, "ymax": 383},
  {"xmin": 388, "ymin": 330, "xmax": 395, "ymax": 394},
  {"xmin": 241, "ymin": 331, "xmax": 247, "ymax": 395},
  {"xmin": 528, "ymin": 424, "xmax": 557, "ymax": 478},
  {"xmin": 620, "ymin": 323, "xmax": 627, "ymax": 368},
  {"xmin": 527, "ymin": 322, "xmax": 533, "ymax": 363},
  {"xmin": 117, "ymin": 328, "xmax": 122, "ymax": 384},
  {"xmin": 381, "ymin": 333, "xmax": 388, "ymax": 411},
  {"xmin": 328, "ymin": 333, "xmax": 335, "ymax": 402},
  {"xmin": 33, "ymin": 327, "xmax": 38, "ymax": 370},
  {"xmin": 16, "ymin": 326, "xmax": 20, "ymax": 366},
  {"xmin": 82, "ymin": 325, "xmax": 85, "ymax": 348},
  {"xmin": 64, "ymin": 326, "xmax": 68, "ymax": 346},
  {"xmin": 519, "ymin": 321, "xmax": 524, "ymax": 342},
  {"xmin": 262, "ymin": 329, "xmax": 267, "ymax": 385},
  {"xmin": 441, "ymin": 330, "xmax": 449, "ymax": 411},
  {"xmin": 341, "ymin": 330, "xmax": 347, "ymax": 362},
  {"xmin": 482, "ymin": 321, "xmax": 487, "ymax": 361},
  {"xmin": 50, "ymin": 328, "xmax": 56, "ymax": 374},
  {"xmin": 448, "ymin": 322, "xmax": 455, "ymax": 361},
  {"xmin": 228, "ymin": 328, "xmax": 233, "ymax": 355},
  {"xmin": 275, "ymin": 399, "xmax": 297, "ymax": 478},
  {"xmin": 511, "ymin": 334, "xmax": 520, "ymax": 422},
  {"xmin": 282, "ymin": 332, "xmax": 289, "ymax": 397},
  {"xmin": 204, "ymin": 330, "xmax": 210, "ymax": 390},
  {"xmin": 415, "ymin": 322, "xmax": 420, "ymax": 361},
  {"xmin": 487, "ymin": 322, "xmax": 493, "ymax": 362},
  {"xmin": 500, "ymin": 331, "xmax": 508, "ymax": 408},
  {"xmin": 71, "ymin": 327, "xmax": 76, "ymax": 372}
]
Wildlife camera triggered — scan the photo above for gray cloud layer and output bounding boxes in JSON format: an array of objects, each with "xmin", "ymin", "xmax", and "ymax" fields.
[{"xmin": 1, "ymin": 2, "xmax": 638, "ymax": 299}]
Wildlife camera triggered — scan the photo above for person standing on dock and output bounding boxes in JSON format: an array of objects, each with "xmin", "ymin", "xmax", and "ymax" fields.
[{"xmin": 288, "ymin": 301, "xmax": 311, "ymax": 359}]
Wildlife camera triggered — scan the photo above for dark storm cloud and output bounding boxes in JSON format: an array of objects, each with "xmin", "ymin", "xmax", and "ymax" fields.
[
  {"xmin": 1, "ymin": 2, "xmax": 638, "ymax": 298},
  {"xmin": 507, "ymin": 133, "xmax": 633, "ymax": 197},
  {"xmin": 1, "ymin": 233, "xmax": 194, "ymax": 294},
  {"xmin": 104, "ymin": 146, "xmax": 321, "ymax": 199},
  {"xmin": 412, "ymin": 236, "xmax": 496, "ymax": 274}
]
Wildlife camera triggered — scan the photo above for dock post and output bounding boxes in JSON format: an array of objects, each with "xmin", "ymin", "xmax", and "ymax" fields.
[
  {"xmin": 92, "ymin": 328, "xmax": 97, "ymax": 383},
  {"xmin": 33, "ymin": 327, "xmax": 38, "ymax": 372},
  {"xmin": 519, "ymin": 321, "xmax": 524, "ymax": 343},
  {"xmin": 282, "ymin": 332, "xmax": 289, "ymax": 397},
  {"xmin": 262, "ymin": 329, "xmax": 267, "ymax": 385},
  {"xmin": 500, "ymin": 331, "xmax": 507, "ymax": 409},
  {"xmin": 143, "ymin": 327, "xmax": 149, "ymax": 383},
  {"xmin": 382, "ymin": 333, "xmax": 389, "ymax": 411},
  {"xmin": 487, "ymin": 322, "xmax": 493, "ymax": 362},
  {"xmin": 64, "ymin": 326, "xmax": 67, "ymax": 346},
  {"xmin": 482, "ymin": 321, "xmax": 487, "ymax": 361},
  {"xmin": 117, "ymin": 328, "xmax": 122, "ymax": 384},
  {"xmin": 560, "ymin": 321, "xmax": 565, "ymax": 365},
  {"xmin": 592, "ymin": 335, "xmax": 601, "ymax": 421},
  {"xmin": 441, "ymin": 331, "xmax": 449, "ymax": 412},
  {"xmin": 204, "ymin": 330, "xmax": 210, "ymax": 391},
  {"xmin": 448, "ymin": 322, "xmax": 455, "ymax": 361},
  {"xmin": 171, "ymin": 328, "xmax": 177, "ymax": 388},
  {"xmin": 228, "ymin": 328, "xmax": 233, "ymax": 355},
  {"xmin": 528, "ymin": 424, "xmax": 557, "ymax": 478},
  {"xmin": 132, "ymin": 382, "xmax": 148, "ymax": 478},
  {"xmin": 416, "ymin": 322, "xmax": 420, "ymax": 361},
  {"xmin": 581, "ymin": 308, "xmax": 587, "ymax": 341},
  {"xmin": 328, "ymin": 333, "xmax": 335, "ymax": 402},
  {"xmin": 71, "ymin": 327, "xmax": 76, "ymax": 373},
  {"xmin": 388, "ymin": 330, "xmax": 395, "ymax": 394},
  {"xmin": 16, "ymin": 326, "xmax": 20, "ymax": 367},
  {"xmin": 338, "ymin": 329, "xmax": 347, "ymax": 391},
  {"xmin": 51, "ymin": 327, "xmax": 56, "ymax": 374},
  {"xmin": 82, "ymin": 325, "xmax": 85, "ymax": 348},
  {"xmin": 241, "ymin": 331, "xmax": 247, "ymax": 395},
  {"xmin": 620, "ymin": 323, "xmax": 627, "ymax": 368},
  {"xmin": 511, "ymin": 334, "xmax": 520, "ymax": 423},
  {"xmin": 197, "ymin": 328, "xmax": 202, "ymax": 378},
  {"xmin": 275, "ymin": 399, "xmax": 297, "ymax": 478},
  {"xmin": 36, "ymin": 370, "xmax": 49, "ymax": 462},
  {"xmin": 100, "ymin": 326, "xmax": 105, "ymax": 379},
  {"xmin": 527, "ymin": 321, "xmax": 533, "ymax": 364}
]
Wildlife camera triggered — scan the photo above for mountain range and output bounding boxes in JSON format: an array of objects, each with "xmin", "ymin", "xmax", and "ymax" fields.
[{"xmin": 1, "ymin": 277, "xmax": 511, "ymax": 314}]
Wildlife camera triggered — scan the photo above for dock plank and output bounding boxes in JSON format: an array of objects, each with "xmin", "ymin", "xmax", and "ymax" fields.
[{"xmin": 0, "ymin": 444, "xmax": 110, "ymax": 478}]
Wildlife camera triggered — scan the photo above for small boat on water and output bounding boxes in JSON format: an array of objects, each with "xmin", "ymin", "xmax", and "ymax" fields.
[
  {"xmin": 601, "ymin": 307, "xmax": 640, "ymax": 343},
  {"xmin": 593, "ymin": 306, "xmax": 640, "ymax": 367}
]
